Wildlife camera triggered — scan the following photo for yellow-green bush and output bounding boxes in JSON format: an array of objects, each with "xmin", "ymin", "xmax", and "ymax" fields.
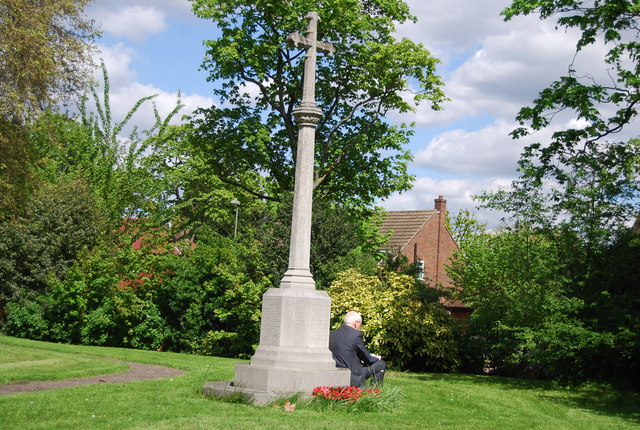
[{"xmin": 329, "ymin": 268, "xmax": 459, "ymax": 371}]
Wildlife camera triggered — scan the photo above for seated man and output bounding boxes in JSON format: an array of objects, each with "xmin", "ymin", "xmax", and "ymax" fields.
[{"xmin": 329, "ymin": 311, "xmax": 387, "ymax": 387}]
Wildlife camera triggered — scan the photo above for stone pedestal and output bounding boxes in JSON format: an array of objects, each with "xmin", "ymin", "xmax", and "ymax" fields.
[
  {"xmin": 233, "ymin": 288, "xmax": 349, "ymax": 393},
  {"xmin": 203, "ymin": 287, "xmax": 350, "ymax": 405}
]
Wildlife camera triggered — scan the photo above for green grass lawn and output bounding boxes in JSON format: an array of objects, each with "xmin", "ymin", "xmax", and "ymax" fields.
[
  {"xmin": 0, "ymin": 341, "xmax": 128, "ymax": 385},
  {"xmin": 1, "ymin": 335, "xmax": 638, "ymax": 429}
]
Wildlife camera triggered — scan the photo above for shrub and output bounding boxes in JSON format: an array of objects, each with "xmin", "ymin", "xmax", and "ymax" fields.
[
  {"xmin": 329, "ymin": 268, "xmax": 459, "ymax": 372},
  {"xmin": 0, "ymin": 179, "xmax": 105, "ymax": 316},
  {"xmin": 4, "ymin": 300, "xmax": 49, "ymax": 340}
]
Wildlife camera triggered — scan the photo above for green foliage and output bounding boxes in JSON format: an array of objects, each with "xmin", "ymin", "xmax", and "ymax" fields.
[
  {"xmin": 503, "ymin": 0, "xmax": 640, "ymax": 148},
  {"xmin": 448, "ymin": 219, "xmax": 640, "ymax": 386},
  {"xmin": 449, "ymin": 228, "xmax": 584, "ymax": 374},
  {"xmin": 255, "ymin": 198, "xmax": 383, "ymax": 290},
  {"xmin": 329, "ymin": 268, "xmax": 459, "ymax": 372},
  {"xmin": 0, "ymin": 119, "xmax": 38, "ymax": 220},
  {"xmin": 499, "ymin": 0, "xmax": 640, "ymax": 243},
  {"xmin": 140, "ymin": 122, "xmax": 270, "ymax": 235},
  {"xmin": 4, "ymin": 300, "xmax": 49, "ymax": 340},
  {"xmin": 473, "ymin": 2, "xmax": 640, "ymax": 383},
  {"xmin": 0, "ymin": 0, "xmax": 98, "ymax": 121},
  {"xmin": 448, "ymin": 208, "xmax": 488, "ymax": 248},
  {"xmin": 147, "ymin": 227, "xmax": 270, "ymax": 355},
  {"xmin": 471, "ymin": 137, "xmax": 639, "ymax": 386},
  {"xmin": 450, "ymin": 229, "xmax": 575, "ymax": 327},
  {"xmin": 190, "ymin": 0, "xmax": 445, "ymax": 206},
  {"xmin": 76, "ymin": 63, "xmax": 185, "ymax": 223},
  {"xmin": 3, "ymin": 223, "xmax": 272, "ymax": 357},
  {"xmin": 6, "ymin": 64, "xmax": 188, "ymax": 228},
  {"xmin": 0, "ymin": 178, "xmax": 105, "ymax": 314}
]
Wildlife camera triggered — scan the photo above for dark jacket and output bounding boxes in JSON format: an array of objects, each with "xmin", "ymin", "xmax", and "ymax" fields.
[{"xmin": 329, "ymin": 324, "xmax": 379, "ymax": 386}]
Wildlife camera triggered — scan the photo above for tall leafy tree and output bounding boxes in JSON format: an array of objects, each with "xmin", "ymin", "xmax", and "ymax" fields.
[
  {"xmin": 487, "ymin": 0, "xmax": 640, "ymax": 271},
  {"xmin": 504, "ymin": 0, "xmax": 640, "ymax": 140},
  {"xmin": 0, "ymin": 0, "xmax": 98, "ymax": 121},
  {"xmin": 0, "ymin": 121, "xmax": 34, "ymax": 220},
  {"xmin": 189, "ymin": 0, "xmax": 445, "ymax": 206},
  {"xmin": 500, "ymin": 1, "xmax": 640, "ymax": 224},
  {"xmin": 0, "ymin": 0, "xmax": 98, "ymax": 219},
  {"xmin": 140, "ymin": 123, "xmax": 269, "ymax": 234},
  {"xmin": 0, "ymin": 178, "xmax": 105, "ymax": 306},
  {"xmin": 464, "ymin": 1, "xmax": 640, "ymax": 384}
]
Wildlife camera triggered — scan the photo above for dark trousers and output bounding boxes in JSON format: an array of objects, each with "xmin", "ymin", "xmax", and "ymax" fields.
[{"xmin": 356, "ymin": 359, "xmax": 386, "ymax": 387}]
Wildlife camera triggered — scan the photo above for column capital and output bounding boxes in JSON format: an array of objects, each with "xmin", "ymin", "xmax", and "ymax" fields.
[{"xmin": 293, "ymin": 105, "xmax": 322, "ymax": 126}]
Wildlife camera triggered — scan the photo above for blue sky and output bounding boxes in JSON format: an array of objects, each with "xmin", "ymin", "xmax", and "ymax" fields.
[{"xmin": 85, "ymin": 0, "xmax": 635, "ymax": 227}]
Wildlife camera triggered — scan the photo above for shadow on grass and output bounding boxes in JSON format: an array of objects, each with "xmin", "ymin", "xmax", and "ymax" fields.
[
  {"xmin": 538, "ymin": 385, "xmax": 640, "ymax": 425},
  {"xmin": 406, "ymin": 372, "xmax": 640, "ymax": 424}
]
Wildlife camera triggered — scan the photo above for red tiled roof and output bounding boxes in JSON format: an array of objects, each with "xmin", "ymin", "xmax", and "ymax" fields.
[{"xmin": 379, "ymin": 210, "xmax": 437, "ymax": 250}]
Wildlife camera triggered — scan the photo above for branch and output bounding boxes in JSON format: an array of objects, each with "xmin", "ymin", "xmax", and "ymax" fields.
[
  {"xmin": 314, "ymin": 95, "xmax": 389, "ymax": 188},
  {"xmin": 217, "ymin": 173, "xmax": 281, "ymax": 202}
]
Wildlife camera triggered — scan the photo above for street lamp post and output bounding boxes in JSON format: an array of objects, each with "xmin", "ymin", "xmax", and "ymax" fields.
[{"xmin": 231, "ymin": 199, "xmax": 240, "ymax": 238}]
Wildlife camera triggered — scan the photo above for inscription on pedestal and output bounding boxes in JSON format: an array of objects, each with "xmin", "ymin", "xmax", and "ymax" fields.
[
  {"xmin": 260, "ymin": 298, "xmax": 280, "ymax": 345},
  {"xmin": 308, "ymin": 306, "xmax": 327, "ymax": 347},
  {"xmin": 292, "ymin": 299, "xmax": 306, "ymax": 345}
]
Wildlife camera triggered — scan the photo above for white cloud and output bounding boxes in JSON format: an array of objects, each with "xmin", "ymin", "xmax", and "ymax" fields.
[
  {"xmin": 399, "ymin": 0, "xmax": 511, "ymax": 53},
  {"xmin": 99, "ymin": 6, "xmax": 167, "ymax": 43},
  {"xmin": 398, "ymin": 3, "xmax": 616, "ymax": 131},
  {"xmin": 401, "ymin": 22, "xmax": 583, "ymax": 127},
  {"xmin": 89, "ymin": 0, "xmax": 195, "ymax": 24},
  {"xmin": 88, "ymin": 43, "xmax": 214, "ymax": 136},
  {"xmin": 93, "ymin": 43, "xmax": 138, "ymax": 88},
  {"xmin": 380, "ymin": 176, "xmax": 513, "ymax": 227},
  {"xmin": 414, "ymin": 121, "xmax": 527, "ymax": 177}
]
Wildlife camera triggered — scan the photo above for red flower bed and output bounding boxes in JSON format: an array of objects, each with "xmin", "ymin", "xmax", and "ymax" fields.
[{"xmin": 311, "ymin": 386, "xmax": 380, "ymax": 402}]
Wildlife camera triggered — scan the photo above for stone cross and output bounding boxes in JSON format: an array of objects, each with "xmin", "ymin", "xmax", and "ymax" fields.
[
  {"xmin": 216, "ymin": 11, "xmax": 350, "ymax": 403},
  {"xmin": 279, "ymin": 12, "xmax": 334, "ymax": 290},
  {"xmin": 287, "ymin": 12, "xmax": 335, "ymax": 108}
]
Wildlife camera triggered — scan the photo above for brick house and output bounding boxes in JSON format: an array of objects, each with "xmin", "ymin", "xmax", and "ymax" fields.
[{"xmin": 379, "ymin": 195, "xmax": 472, "ymax": 320}]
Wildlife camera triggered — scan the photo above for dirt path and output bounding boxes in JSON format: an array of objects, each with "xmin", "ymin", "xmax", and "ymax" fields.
[{"xmin": 0, "ymin": 360, "xmax": 186, "ymax": 395}]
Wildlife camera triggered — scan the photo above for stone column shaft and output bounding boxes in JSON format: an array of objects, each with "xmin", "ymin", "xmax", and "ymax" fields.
[{"xmin": 280, "ymin": 106, "xmax": 322, "ymax": 289}]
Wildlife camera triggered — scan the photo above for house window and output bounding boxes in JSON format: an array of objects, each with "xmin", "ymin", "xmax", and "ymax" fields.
[{"xmin": 416, "ymin": 259, "xmax": 424, "ymax": 281}]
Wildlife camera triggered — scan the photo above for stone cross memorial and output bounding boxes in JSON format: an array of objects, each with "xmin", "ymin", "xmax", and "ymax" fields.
[{"xmin": 204, "ymin": 11, "xmax": 350, "ymax": 405}]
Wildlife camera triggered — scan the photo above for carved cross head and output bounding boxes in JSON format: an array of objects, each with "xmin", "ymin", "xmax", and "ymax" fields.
[{"xmin": 286, "ymin": 11, "xmax": 335, "ymax": 56}]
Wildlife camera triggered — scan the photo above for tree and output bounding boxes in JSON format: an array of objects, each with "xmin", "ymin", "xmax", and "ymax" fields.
[
  {"xmin": 473, "ymin": 4, "xmax": 640, "ymax": 384},
  {"xmin": 29, "ymin": 63, "xmax": 186, "ymax": 224},
  {"xmin": 448, "ymin": 208, "xmax": 488, "ymax": 248},
  {"xmin": 0, "ymin": 120, "xmax": 35, "ymax": 220},
  {"xmin": 189, "ymin": 0, "xmax": 445, "ymax": 206},
  {"xmin": 0, "ymin": 0, "xmax": 98, "ymax": 121},
  {"xmin": 0, "ymin": 178, "xmax": 106, "ymax": 311},
  {"xmin": 448, "ymin": 226, "xmax": 597, "ymax": 379},
  {"xmin": 501, "ymin": 1, "xmax": 640, "ymax": 220},
  {"xmin": 504, "ymin": 0, "xmax": 639, "ymax": 147},
  {"xmin": 140, "ymin": 122, "xmax": 270, "ymax": 235},
  {"xmin": 0, "ymin": 0, "xmax": 98, "ymax": 219}
]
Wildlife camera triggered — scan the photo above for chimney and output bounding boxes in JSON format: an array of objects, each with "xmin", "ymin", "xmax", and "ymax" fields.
[
  {"xmin": 434, "ymin": 195, "xmax": 447, "ymax": 213},
  {"xmin": 434, "ymin": 195, "xmax": 446, "ymax": 284}
]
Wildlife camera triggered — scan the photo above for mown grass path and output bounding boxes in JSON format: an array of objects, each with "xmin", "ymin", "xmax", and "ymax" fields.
[{"xmin": 0, "ymin": 357, "xmax": 184, "ymax": 395}]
